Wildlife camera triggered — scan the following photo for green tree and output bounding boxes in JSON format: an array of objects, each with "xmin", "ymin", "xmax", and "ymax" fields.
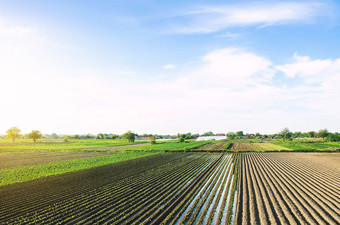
[
  {"xmin": 50, "ymin": 133, "xmax": 59, "ymax": 139},
  {"xmin": 307, "ymin": 131, "xmax": 315, "ymax": 138},
  {"xmin": 236, "ymin": 131, "xmax": 244, "ymax": 137},
  {"xmin": 278, "ymin": 128, "xmax": 293, "ymax": 141},
  {"xmin": 326, "ymin": 133, "xmax": 340, "ymax": 142},
  {"xmin": 179, "ymin": 134, "xmax": 185, "ymax": 143},
  {"xmin": 226, "ymin": 132, "xmax": 236, "ymax": 140},
  {"xmin": 293, "ymin": 132, "xmax": 302, "ymax": 138},
  {"xmin": 202, "ymin": 131, "xmax": 214, "ymax": 136},
  {"xmin": 317, "ymin": 129, "xmax": 328, "ymax": 141},
  {"xmin": 28, "ymin": 130, "xmax": 43, "ymax": 143},
  {"xmin": 6, "ymin": 127, "xmax": 21, "ymax": 143},
  {"xmin": 122, "ymin": 131, "xmax": 136, "ymax": 142},
  {"xmin": 150, "ymin": 135, "xmax": 156, "ymax": 145}
]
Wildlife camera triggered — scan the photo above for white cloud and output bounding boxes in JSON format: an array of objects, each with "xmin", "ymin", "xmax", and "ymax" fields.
[
  {"xmin": 276, "ymin": 53, "xmax": 335, "ymax": 81},
  {"xmin": 0, "ymin": 18, "xmax": 35, "ymax": 35},
  {"xmin": 164, "ymin": 64, "xmax": 176, "ymax": 69},
  {"xmin": 173, "ymin": 1, "xmax": 330, "ymax": 33},
  {"xmin": 187, "ymin": 48, "xmax": 273, "ymax": 85},
  {"xmin": 275, "ymin": 53, "xmax": 340, "ymax": 115},
  {"xmin": 215, "ymin": 32, "xmax": 243, "ymax": 38},
  {"xmin": 1, "ymin": 19, "xmax": 339, "ymax": 134}
]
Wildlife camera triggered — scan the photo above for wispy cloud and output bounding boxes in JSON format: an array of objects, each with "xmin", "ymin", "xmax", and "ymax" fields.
[
  {"xmin": 0, "ymin": 18, "xmax": 35, "ymax": 35},
  {"xmin": 163, "ymin": 64, "xmax": 176, "ymax": 69},
  {"xmin": 172, "ymin": 1, "xmax": 331, "ymax": 33},
  {"xmin": 215, "ymin": 32, "xmax": 243, "ymax": 38}
]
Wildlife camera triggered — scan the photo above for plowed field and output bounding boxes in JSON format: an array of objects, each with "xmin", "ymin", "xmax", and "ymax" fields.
[
  {"xmin": 0, "ymin": 153, "xmax": 238, "ymax": 224},
  {"xmin": 235, "ymin": 152, "xmax": 340, "ymax": 224},
  {"xmin": 229, "ymin": 142, "xmax": 291, "ymax": 151}
]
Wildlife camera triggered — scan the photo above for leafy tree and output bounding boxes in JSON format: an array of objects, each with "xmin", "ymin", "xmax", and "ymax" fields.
[
  {"xmin": 179, "ymin": 134, "xmax": 185, "ymax": 143},
  {"xmin": 150, "ymin": 135, "xmax": 156, "ymax": 145},
  {"xmin": 293, "ymin": 132, "xmax": 302, "ymax": 138},
  {"xmin": 317, "ymin": 129, "xmax": 328, "ymax": 141},
  {"xmin": 192, "ymin": 133, "xmax": 200, "ymax": 139},
  {"xmin": 185, "ymin": 132, "xmax": 192, "ymax": 139},
  {"xmin": 307, "ymin": 131, "xmax": 315, "ymax": 138},
  {"xmin": 202, "ymin": 131, "xmax": 214, "ymax": 136},
  {"xmin": 85, "ymin": 134, "xmax": 94, "ymax": 139},
  {"xmin": 226, "ymin": 132, "xmax": 236, "ymax": 140},
  {"xmin": 326, "ymin": 133, "xmax": 340, "ymax": 142},
  {"xmin": 111, "ymin": 134, "xmax": 120, "ymax": 139},
  {"xmin": 63, "ymin": 137, "xmax": 69, "ymax": 142},
  {"xmin": 122, "ymin": 131, "xmax": 136, "ymax": 142},
  {"xmin": 97, "ymin": 133, "xmax": 104, "ymax": 139},
  {"xmin": 50, "ymin": 133, "xmax": 59, "ymax": 139},
  {"xmin": 72, "ymin": 134, "xmax": 80, "ymax": 139},
  {"xmin": 6, "ymin": 127, "xmax": 21, "ymax": 143},
  {"xmin": 28, "ymin": 130, "xmax": 43, "ymax": 143},
  {"xmin": 236, "ymin": 131, "xmax": 244, "ymax": 137},
  {"xmin": 278, "ymin": 128, "xmax": 293, "ymax": 141}
]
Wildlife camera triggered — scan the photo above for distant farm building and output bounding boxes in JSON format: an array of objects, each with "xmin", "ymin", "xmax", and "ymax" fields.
[{"xmin": 197, "ymin": 136, "xmax": 227, "ymax": 141}]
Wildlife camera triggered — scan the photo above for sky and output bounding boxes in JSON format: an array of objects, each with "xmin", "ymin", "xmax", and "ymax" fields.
[{"xmin": 0, "ymin": 0, "xmax": 339, "ymax": 135}]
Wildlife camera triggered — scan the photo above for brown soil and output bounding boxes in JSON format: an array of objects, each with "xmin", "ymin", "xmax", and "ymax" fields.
[
  {"xmin": 196, "ymin": 142, "xmax": 228, "ymax": 151},
  {"xmin": 230, "ymin": 143, "xmax": 255, "ymax": 151},
  {"xmin": 235, "ymin": 153, "xmax": 340, "ymax": 225}
]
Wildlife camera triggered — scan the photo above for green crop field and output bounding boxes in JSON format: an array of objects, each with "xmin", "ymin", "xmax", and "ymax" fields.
[
  {"xmin": 0, "ymin": 139, "xmax": 148, "ymax": 152},
  {"xmin": 0, "ymin": 151, "xmax": 159, "ymax": 186},
  {"xmin": 272, "ymin": 140, "xmax": 340, "ymax": 151},
  {"xmin": 121, "ymin": 141, "xmax": 212, "ymax": 151},
  {"xmin": 0, "ymin": 140, "xmax": 213, "ymax": 186}
]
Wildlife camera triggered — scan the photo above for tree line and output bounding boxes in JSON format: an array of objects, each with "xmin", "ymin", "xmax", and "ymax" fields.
[{"xmin": 2, "ymin": 127, "xmax": 340, "ymax": 143}]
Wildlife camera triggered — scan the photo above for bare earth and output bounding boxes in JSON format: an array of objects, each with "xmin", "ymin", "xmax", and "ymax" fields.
[
  {"xmin": 196, "ymin": 142, "xmax": 228, "ymax": 151},
  {"xmin": 235, "ymin": 152, "xmax": 340, "ymax": 224}
]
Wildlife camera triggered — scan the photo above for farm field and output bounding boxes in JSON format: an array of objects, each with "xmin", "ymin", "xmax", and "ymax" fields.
[
  {"xmin": 0, "ymin": 140, "xmax": 148, "ymax": 152},
  {"xmin": 229, "ymin": 142, "xmax": 291, "ymax": 152},
  {"xmin": 0, "ymin": 150, "xmax": 116, "ymax": 169},
  {"xmin": 0, "ymin": 152, "xmax": 238, "ymax": 224},
  {"xmin": 273, "ymin": 140, "xmax": 340, "ymax": 151},
  {"xmin": 194, "ymin": 141, "xmax": 230, "ymax": 151},
  {"xmin": 235, "ymin": 152, "xmax": 340, "ymax": 224},
  {"xmin": 0, "ymin": 140, "xmax": 215, "ymax": 185},
  {"xmin": 1, "ymin": 141, "xmax": 339, "ymax": 224}
]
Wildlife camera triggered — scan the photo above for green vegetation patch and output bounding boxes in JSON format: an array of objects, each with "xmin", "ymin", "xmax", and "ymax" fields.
[
  {"xmin": 272, "ymin": 141, "xmax": 340, "ymax": 152},
  {"xmin": 0, "ymin": 140, "xmax": 147, "ymax": 152},
  {"xmin": 0, "ymin": 151, "xmax": 159, "ymax": 186},
  {"xmin": 121, "ymin": 141, "xmax": 212, "ymax": 151}
]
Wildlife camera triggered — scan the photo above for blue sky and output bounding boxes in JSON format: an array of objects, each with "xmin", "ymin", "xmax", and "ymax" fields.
[{"xmin": 0, "ymin": 0, "xmax": 339, "ymax": 135}]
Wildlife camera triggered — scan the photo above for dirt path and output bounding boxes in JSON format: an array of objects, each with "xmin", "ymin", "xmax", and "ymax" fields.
[{"xmin": 83, "ymin": 143, "xmax": 150, "ymax": 151}]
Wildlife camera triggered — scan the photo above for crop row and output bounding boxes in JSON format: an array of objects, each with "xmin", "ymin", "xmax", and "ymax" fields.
[
  {"xmin": 2, "ymin": 153, "xmax": 228, "ymax": 224},
  {"xmin": 234, "ymin": 153, "xmax": 340, "ymax": 224},
  {"xmin": 0, "ymin": 153, "xmax": 189, "ymax": 222},
  {"xmin": 160, "ymin": 153, "xmax": 239, "ymax": 225}
]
